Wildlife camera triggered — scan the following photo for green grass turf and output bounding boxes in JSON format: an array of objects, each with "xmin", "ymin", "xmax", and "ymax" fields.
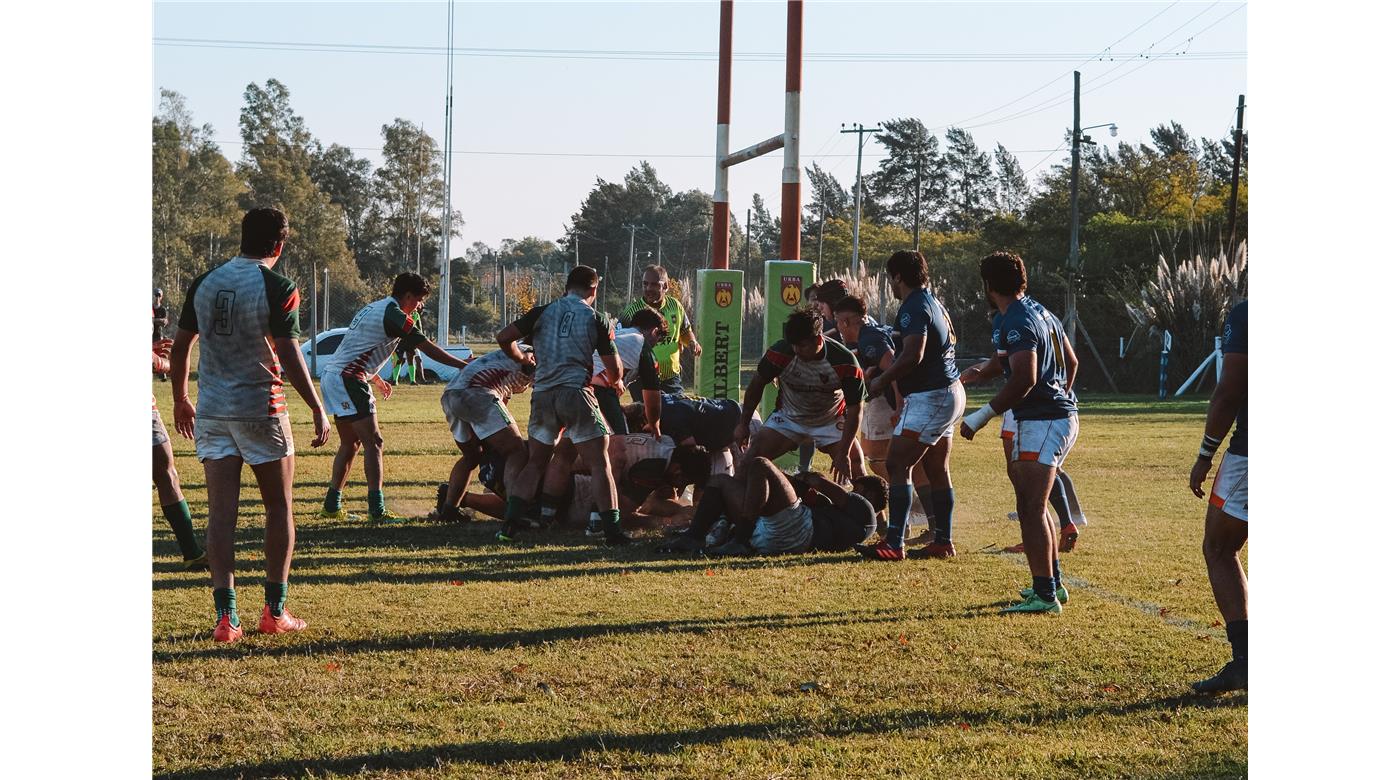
[{"xmin": 152, "ymin": 383, "xmax": 1246, "ymax": 779}]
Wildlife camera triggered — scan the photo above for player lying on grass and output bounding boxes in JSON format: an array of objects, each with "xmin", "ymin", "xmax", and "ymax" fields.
[
  {"xmin": 959, "ymin": 251, "xmax": 1079, "ymax": 614},
  {"xmin": 495, "ymin": 265, "xmax": 631, "ymax": 546},
  {"xmin": 734, "ymin": 309, "xmax": 866, "ymax": 484},
  {"xmin": 434, "ymin": 344, "xmax": 535, "ymax": 523},
  {"xmin": 657, "ymin": 458, "xmax": 887, "ymax": 557},
  {"xmin": 545, "ymin": 433, "xmax": 713, "ymax": 531},
  {"xmin": 170, "ymin": 206, "xmax": 332, "ymax": 642},
  {"xmin": 1188, "ymin": 299, "xmax": 1248, "ymax": 695},
  {"xmin": 318, "ymin": 272, "xmax": 470, "ymax": 523},
  {"xmin": 152, "ymin": 337, "xmax": 205, "ymax": 570},
  {"xmin": 961, "ymin": 314, "xmax": 1089, "ymax": 553},
  {"xmin": 856, "ymin": 250, "xmax": 966, "ymax": 562}
]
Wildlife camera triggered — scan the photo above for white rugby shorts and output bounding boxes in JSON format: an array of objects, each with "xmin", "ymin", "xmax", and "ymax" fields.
[
  {"xmin": 763, "ymin": 409, "xmax": 845, "ymax": 449},
  {"xmin": 1010, "ymin": 414, "xmax": 1079, "ymax": 469},
  {"xmin": 195, "ymin": 414, "xmax": 294, "ymax": 465},
  {"xmin": 750, "ymin": 501, "xmax": 814, "ymax": 555},
  {"xmin": 152, "ymin": 408, "xmax": 170, "ymax": 447},
  {"xmin": 894, "ymin": 383, "xmax": 966, "ymax": 445},
  {"xmin": 321, "ymin": 374, "xmax": 375, "ymax": 420},
  {"xmin": 1209, "ymin": 451, "xmax": 1248, "ymax": 522},
  {"xmin": 861, "ymin": 396, "xmax": 896, "ymax": 441},
  {"xmin": 441, "ymin": 387, "xmax": 517, "ymax": 444}
]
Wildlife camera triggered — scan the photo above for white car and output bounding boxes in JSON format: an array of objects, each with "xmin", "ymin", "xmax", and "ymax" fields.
[{"xmin": 301, "ymin": 328, "xmax": 474, "ymax": 383}]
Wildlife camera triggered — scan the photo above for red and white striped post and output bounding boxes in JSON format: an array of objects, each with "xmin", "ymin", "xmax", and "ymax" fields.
[
  {"xmin": 778, "ymin": 0, "xmax": 802, "ymax": 262},
  {"xmin": 709, "ymin": 0, "xmax": 734, "ymax": 270}
]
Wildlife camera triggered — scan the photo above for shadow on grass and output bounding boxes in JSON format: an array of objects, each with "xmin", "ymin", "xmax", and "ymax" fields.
[
  {"xmin": 153, "ymin": 694, "xmax": 1245, "ymax": 779},
  {"xmin": 153, "ymin": 608, "xmax": 929, "ymax": 663}
]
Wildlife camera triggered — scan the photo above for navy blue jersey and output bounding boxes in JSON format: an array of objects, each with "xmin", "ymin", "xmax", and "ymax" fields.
[
  {"xmin": 845, "ymin": 323, "xmax": 897, "ymax": 406},
  {"xmin": 1222, "ymin": 300, "xmax": 1247, "ymax": 456},
  {"xmin": 660, "ymin": 396, "xmax": 742, "ymax": 451},
  {"xmin": 996, "ymin": 296, "xmax": 1077, "ymax": 420},
  {"xmin": 990, "ymin": 311, "xmax": 1011, "ymax": 379},
  {"xmin": 892, "ymin": 288, "xmax": 960, "ymax": 395}
]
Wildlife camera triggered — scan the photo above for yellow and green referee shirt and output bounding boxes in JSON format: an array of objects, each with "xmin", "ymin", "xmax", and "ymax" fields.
[{"xmin": 619, "ymin": 295, "xmax": 691, "ymax": 381}]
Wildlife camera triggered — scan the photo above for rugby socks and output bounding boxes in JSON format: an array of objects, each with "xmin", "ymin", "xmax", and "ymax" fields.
[
  {"xmin": 918, "ymin": 487, "xmax": 955, "ymax": 545},
  {"xmin": 602, "ymin": 508, "xmax": 622, "ymax": 531},
  {"xmin": 1032, "ymin": 576, "xmax": 1056, "ymax": 603},
  {"xmin": 884, "ymin": 484, "xmax": 914, "ymax": 549},
  {"xmin": 686, "ymin": 487, "xmax": 726, "ymax": 539},
  {"xmin": 323, "ymin": 488, "xmax": 343, "ymax": 513},
  {"xmin": 264, "ymin": 581, "xmax": 288, "ymax": 618},
  {"xmin": 368, "ymin": 490, "xmax": 386, "ymax": 517},
  {"xmin": 504, "ymin": 496, "xmax": 527, "ymax": 525},
  {"xmin": 1225, "ymin": 620, "xmax": 1248, "ymax": 661},
  {"xmin": 214, "ymin": 587, "xmax": 239, "ymax": 627},
  {"xmin": 161, "ymin": 500, "xmax": 202, "ymax": 560},
  {"xmin": 1049, "ymin": 475, "xmax": 1073, "ymax": 528},
  {"xmin": 539, "ymin": 493, "xmax": 565, "ymax": 526}
]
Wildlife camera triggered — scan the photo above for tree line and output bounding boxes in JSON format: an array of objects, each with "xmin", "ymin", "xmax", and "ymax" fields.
[{"xmin": 154, "ymin": 80, "xmax": 1246, "ymax": 389}]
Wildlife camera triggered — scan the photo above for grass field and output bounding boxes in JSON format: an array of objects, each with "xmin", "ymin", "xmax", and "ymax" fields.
[{"xmin": 152, "ymin": 380, "xmax": 1246, "ymax": 779}]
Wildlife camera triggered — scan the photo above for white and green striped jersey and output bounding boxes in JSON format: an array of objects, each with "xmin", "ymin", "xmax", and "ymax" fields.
[
  {"xmin": 445, "ymin": 347, "xmax": 534, "ymax": 403},
  {"xmin": 178, "ymin": 256, "xmax": 301, "ymax": 421},
  {"xmin": 510, "ymin": 294, "xmax": 616, "ymax": 391},
  {"xmin": 320, "ymin": 297, "xmax": 428, "ymax": 383}
]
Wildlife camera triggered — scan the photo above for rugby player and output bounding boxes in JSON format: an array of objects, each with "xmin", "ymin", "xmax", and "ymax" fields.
[
  {"xmin": 592, "ymin": 306, "xmax": 666, "ymax": 438},
  {"xmin": 152, "ymin": 337, "xmax": 204, "ymax": 569},
  {"xmin": 856, "ymin": 251, "xmax": 965, "ymax": 561},
  {"xmin": 1188, "ymin": 300, "xmax": 1248, "ymax": 694},
  {"xmin": 494, "ymin": 265, "xmax": 631, "ymax": 546},
  {"xmin": 734, "ymin": 309, "xmax": 866, "ymax": 484},
  {"xmin": 658, "ymin": 459, "xmax": 887, "ymax": 557},
  {"xmin": 961, "ymin": 312, "xmax": 1088, "ymax": 552},
  {"xmin": 318, "ymin": 272, "xmax": 470, "ymax": 523},
  {"xmin": 959, "ymin": 251, "xmax": 1078, "ymax": 614},
  {"xmin": 619, "ymin": 265, "xmax": 699, "ymax": 397},
  {"xmin": 169, "ymin": 207, "xmax": 332, "ymax": 642},
  {"xmin": 435, "ymin": 344, "xmax": 534, "ymax": 523}
]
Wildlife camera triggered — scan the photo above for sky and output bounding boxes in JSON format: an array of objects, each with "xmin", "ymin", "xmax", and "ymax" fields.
[{"xmin": 153, "ymin": 0, "xmax": 1247, "ymax": 250}]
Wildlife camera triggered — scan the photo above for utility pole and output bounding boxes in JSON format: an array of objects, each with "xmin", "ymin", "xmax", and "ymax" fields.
[
  {"xmin": 913, "ymin": 153, "xmax": 922, "ymax": 252},
  {"xmin": 841, "ymin": 122, "xmax": 881, "ymax": 274},
  {"xmin": 624, "ymin": 223, "xmax": 641, "ymax": 300},
  {"xmin": 1225, "ymin": 94, "xmax": 1246, "ymax": 255},
  {"xmin": 1066, "ymin": 71, "xmax": 1082, "ymax": 346},
  {"xmin": 437, "ymin": 0, "xmax": 455, "ymax": 343},
  {"xmin": 415, "ymin": 122, "xmax": 425, "ymax": 275}
]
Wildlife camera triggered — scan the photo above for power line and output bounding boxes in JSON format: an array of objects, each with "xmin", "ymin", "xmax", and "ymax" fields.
[{"xmin": 153, "ymin": 37, "xmax": 1243, "ymax": 63}]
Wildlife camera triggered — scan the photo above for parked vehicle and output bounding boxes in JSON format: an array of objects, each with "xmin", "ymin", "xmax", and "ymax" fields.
[{"xmin": 300, "ymin": 328, "xmax": 474, "ymax": 382}]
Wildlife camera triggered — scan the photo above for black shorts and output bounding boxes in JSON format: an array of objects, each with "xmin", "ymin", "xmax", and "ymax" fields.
[{"xmin": 594, "ymin": 384, "xmax": 627, "ymax": 435}]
